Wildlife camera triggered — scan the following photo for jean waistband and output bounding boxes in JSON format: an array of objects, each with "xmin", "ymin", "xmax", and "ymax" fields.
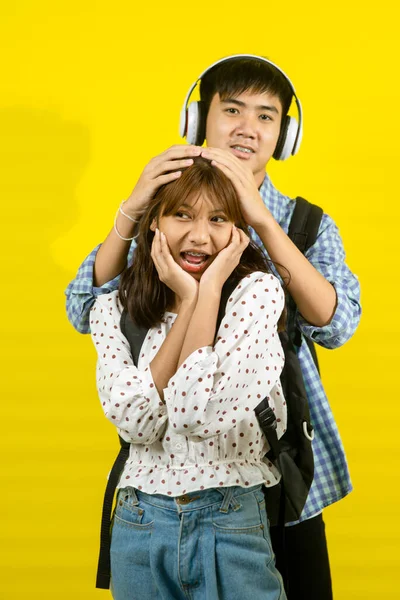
[{"xmin": 120, "ymin": 484, "xmax": 263, "ymax": 513}]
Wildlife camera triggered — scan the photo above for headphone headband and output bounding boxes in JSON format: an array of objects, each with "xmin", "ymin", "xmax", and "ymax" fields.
[{"xmin": 179, "ymin": 54, "xmax": 303, "ymax": 157}]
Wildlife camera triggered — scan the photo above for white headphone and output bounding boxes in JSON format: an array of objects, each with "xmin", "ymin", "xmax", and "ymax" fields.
[{"xmin": 179, "ymin": 54, "xmax": 303, "ymax": 161}]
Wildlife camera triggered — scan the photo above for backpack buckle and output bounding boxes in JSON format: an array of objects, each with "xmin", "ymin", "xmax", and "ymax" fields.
[{"xmin": 256, "ymin": 406, "xmax": 277, "ymax": 432}]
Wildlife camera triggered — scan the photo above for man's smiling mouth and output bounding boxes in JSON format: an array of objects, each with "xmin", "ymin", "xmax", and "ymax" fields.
[
  {"xmin": 230, "ymin": 145, "xmax": 256, "ymax": 160},
  {"xmin": 231, "ymin": 145, "xmax": 255, "ymax": 154}
]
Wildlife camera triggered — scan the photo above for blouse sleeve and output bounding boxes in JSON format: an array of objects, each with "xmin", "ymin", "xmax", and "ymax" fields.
[
  {"xmin": 90, "ymin": 293, "xmax": 167, "ymax": 444},
  {"xmin": 164, "ymin": 272, "xmax": 285, "ymax": 439}
]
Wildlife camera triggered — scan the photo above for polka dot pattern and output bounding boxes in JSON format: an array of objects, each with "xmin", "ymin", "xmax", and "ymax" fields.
[{"xmin": 90, "ymin": 272, "xmax": 286, "ymax": 498}]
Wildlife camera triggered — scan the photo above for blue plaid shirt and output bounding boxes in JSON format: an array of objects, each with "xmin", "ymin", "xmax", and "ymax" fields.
[{"xmin": 65, "ymin": 174, "xmax": 361, "ymax": 524}]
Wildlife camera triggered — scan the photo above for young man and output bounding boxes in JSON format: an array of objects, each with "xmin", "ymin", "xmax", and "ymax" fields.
[{"xmin": 66, "ymin": 56, "xmax": 361, "ymax": 599}]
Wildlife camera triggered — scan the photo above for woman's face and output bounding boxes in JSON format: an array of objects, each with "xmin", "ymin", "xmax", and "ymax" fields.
[{"xmin": 155, "ymin": 193, "xmax": 234, "ymax": 280}]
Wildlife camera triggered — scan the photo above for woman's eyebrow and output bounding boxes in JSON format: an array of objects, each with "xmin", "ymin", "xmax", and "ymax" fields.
[{"xmin": 179, "ymin": 203, "xmax": 226, "ymax": 214}]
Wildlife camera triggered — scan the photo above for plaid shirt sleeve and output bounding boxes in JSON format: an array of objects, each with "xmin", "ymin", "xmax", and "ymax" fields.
[
  {"xmin": 296, "ymin": 212, "xmax": 361, "ymax": 348},
  {"xmin": 65, "ymin": 242, "xmax": 136, "ymax": 334}
]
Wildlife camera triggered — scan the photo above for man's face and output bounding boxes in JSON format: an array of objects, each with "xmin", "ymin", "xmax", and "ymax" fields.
[{"xmin": 205, "ymin": 90, "xmax": 283, "ymax": 187}]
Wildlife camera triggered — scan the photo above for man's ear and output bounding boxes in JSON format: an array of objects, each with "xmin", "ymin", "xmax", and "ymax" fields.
[{"xmin": 150, "ymin": 218, "xmax": 157, "ymax": 232}]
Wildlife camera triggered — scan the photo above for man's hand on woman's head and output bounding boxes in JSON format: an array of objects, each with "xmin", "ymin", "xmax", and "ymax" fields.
[
  {"xmin": 123, "ymin": 145, "xmax": 203, "ymax": 220},
  {"xmin": 201, "ymin": 147, "xmax": 270, "ymax": 229}
]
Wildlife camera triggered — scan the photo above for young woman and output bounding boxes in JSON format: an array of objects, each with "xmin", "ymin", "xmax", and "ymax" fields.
[{"xmin": 90, "ymin": 157, "xmax": 288, "ymax": 600}]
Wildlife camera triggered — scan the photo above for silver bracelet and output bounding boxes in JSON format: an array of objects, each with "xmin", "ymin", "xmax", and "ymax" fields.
[
  {"xmin": 119, "ymin": 201, "xmax": 140, "ymax": 223},
  {"xmin": 114, "ymin": 208, "xmax": 136, "ymax": 241}
]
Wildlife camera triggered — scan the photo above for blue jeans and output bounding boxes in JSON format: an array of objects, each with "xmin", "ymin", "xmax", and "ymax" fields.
[{"xmin": 110, "ymin": 484, "xmax": 287, "ymax": 600}]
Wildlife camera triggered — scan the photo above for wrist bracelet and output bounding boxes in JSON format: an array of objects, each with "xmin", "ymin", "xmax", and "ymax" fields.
[
  {"xmin": 114, "ymin": 207, "xmax": 137, "ymax": 241},
  {"xmin": 119, "ymin": 201, "xmax": 140, "ymax": 223}
]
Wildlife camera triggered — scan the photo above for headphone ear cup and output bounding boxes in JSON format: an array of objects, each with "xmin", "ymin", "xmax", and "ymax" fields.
[
  {"xmin": 186, "ymin": 101, "xmax": 206, "ymax": 146},
  {"xmin": 273, "ymin": 116, "xmax": 299, "ymax": 161}
]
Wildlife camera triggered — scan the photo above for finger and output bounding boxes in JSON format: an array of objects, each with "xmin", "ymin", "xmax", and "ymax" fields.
[
  {"xmin": 150, "ymin": 228, "xmax": 159, "ymax": 254},
  {"xmin": 203, "ymin": 149, "xmax": 251, "ymax": 185},
  {"xmin": 146, "ymin": 157, "xmax": 194, "ymax": 182},
  {"xmin": 202, "ymin": 147, "xmax": 241, "ymax": 166},
  {"xmin": 238, "ymin": 228, "xmax": 250, "ymax": 249},
  {"xmin": 230, "ymin": 227, "xmax": 249, "ymax": 258},
  {"xmin": 151, "ymin": 230, "xmax": 163, "ymax": 273},
  {"xmin": 154, "ymin": 158, "xmax": 195, "ymax": 173},
  {"xmin": 159, "ymin": 231, "xmax": 177, "ymax": 267},
  {"xmin": 149, "ymin": 145, "xmax": 199, "ymax": 167},
  {"xmin": 154, "ymin": 231, "xmax": 173, "ymax": 282},
  {"xmin": 159, "ymin": 231, "xmax": 171, "ymax": 257},
  {"xmin": 230, "ymin": 224, "xmax": 241, "ymax": 246},
  {"xmin": 152, "ymin": 171, "xmax": 182, "ymax": 186},
  {"xmin": 162, "ymin": 145, "xmax": 203, "ymax": 160},
  {"xmin": 166, "ymin": 143, "xmax": 203, "ymax": 153},
  {"xmin": 151, "ymin": 228, "xmax": 163, "ymax": 262},
  {"xmin": 208, "ymin": 160, "xmax": 248, "ymax": 192}
]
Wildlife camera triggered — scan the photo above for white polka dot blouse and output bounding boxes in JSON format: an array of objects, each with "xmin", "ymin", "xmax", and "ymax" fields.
[{"xmin": 90, "ymin": 271, "xmax": 287, "ymax": 497}]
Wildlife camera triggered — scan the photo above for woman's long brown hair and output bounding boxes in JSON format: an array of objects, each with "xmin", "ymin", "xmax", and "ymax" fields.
[{"xmin": 119, "ymin": 157, "xmax": 286, "ymax": 330}]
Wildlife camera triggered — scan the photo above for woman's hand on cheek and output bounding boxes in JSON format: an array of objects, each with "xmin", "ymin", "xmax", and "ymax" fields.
[
  {"xmin": 151, "ymin": 229, "xmax": 198, "ymax": 303},
  {"xmin": 199, "ymin": 226, "xmax": 249, "ymax": 293}
]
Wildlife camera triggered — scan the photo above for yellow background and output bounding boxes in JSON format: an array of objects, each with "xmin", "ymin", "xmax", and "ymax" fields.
[{"xmin": 1, "ymin": 1, "xmax": 399, "ymax": 598}]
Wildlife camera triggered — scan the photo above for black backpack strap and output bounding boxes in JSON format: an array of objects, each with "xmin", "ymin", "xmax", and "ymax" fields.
[
  {"xmin": 120, "ymin": 309, "xmax": 149, "ymax": 365},
  {"xmin": 288, "ymin": 197, "xmax": 323, "ymax": 253},
  {"xmin": 95, "ymin": 310, "xmax": 149, "ymax": 589},
  {"xmin": 254, "ymin": 397, "xmax": 280, "ymax": 460},
  {"xmin": 96, "ymin": 435, "xmax": 130, "ymax": 589},
  {"xmin": 287, "ymin": 197, "xmax": 323, "ymax": 373}
]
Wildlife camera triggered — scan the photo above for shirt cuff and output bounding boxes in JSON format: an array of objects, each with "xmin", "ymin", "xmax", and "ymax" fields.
[
  {"xmin": 92, "ymin": 271, "xmax": 123, "ymax": 297},
  {"xmin": 296, "ymin": 284, "xmax": 350, "ymax": 341}
]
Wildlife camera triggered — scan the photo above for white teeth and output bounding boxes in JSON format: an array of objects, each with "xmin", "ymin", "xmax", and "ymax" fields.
[
  {"xmin": 232, "ymin": 146, "xmax": 253, "ymax": 154},
  {"xmin": 186, "ymin": 252, "xmax": 206, "ymax": 257}
]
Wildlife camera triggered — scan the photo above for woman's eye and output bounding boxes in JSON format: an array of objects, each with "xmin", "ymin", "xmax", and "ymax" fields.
[
  {"xmin": 176, "ymin": 211, "xmax": 190, "ymax": 219},
  {"xmin": 211, "ymin": 215, "xmax": 227, "ymax": 223}
]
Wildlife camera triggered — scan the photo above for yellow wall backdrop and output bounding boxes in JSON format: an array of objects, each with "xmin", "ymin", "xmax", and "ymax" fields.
[{"xmin": 1, "ymin": 1, "xmax": 398, "ymax": 598}]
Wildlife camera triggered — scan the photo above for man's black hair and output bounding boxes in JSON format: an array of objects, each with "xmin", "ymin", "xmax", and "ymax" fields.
[{"xmin": 199, "ymin": 57, "xmax": 293, "ymax": 119}]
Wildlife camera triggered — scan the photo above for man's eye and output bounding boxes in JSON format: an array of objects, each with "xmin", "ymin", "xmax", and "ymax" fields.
[
  {"xmin": 259, "ymin": 114, "xmax": 272, "ymax": 121},
  {"xmin": 225, "ymin": 108, "xmax": 239, "ymax": 114}
]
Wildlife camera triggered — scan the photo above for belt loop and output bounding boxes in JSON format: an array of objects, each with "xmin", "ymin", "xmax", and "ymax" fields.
[
  {"xmin": 219, "ymin": 487, "xmax": 235, "ymax": 513},
  {"xmin": 230, "ymin": 495, "xmax": 241, "ymax": 511},
  {"xmin": 129, "ymin": 487, "xmax": 139, "ymax": 505}
]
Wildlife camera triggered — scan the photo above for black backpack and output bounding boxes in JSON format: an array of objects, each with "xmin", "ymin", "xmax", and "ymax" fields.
[{"xmin": 95, "ymin": 197, "xmax": 323, "ymax": 589}]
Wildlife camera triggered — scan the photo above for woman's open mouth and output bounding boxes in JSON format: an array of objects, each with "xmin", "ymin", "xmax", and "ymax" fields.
[{"xmin": 179, "ymin": 251, "xmax": 210, "ymax": 273}]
